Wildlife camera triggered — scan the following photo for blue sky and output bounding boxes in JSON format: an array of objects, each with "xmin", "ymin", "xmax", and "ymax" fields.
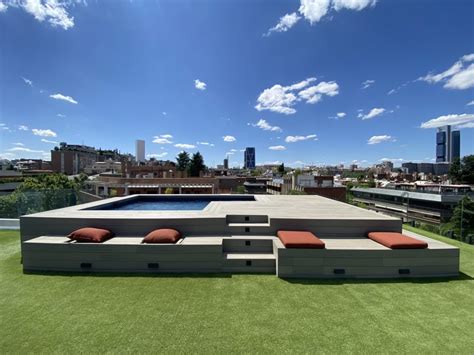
[{"xmin": 0, "ymin": 0, "xmax": 473, "ymax": 168}]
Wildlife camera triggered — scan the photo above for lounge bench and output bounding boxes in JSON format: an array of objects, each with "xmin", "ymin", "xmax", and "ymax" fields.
[
  {"xmin": 277, "ymin": 230, "xmax": 325, "ymax": 249},
  {"xmin": 368, "ymin": 232, "xmax": 428, "ymax": 249}
]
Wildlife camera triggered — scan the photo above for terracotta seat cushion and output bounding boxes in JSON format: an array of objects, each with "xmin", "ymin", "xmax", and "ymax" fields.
[
  {"xmin": 68, "ymin": 227, "xmax": 114, "ymax": 243},
  {"xmin": 368, "ymin": 232, "xmax": 428, "ymax": 249},
  {"xmin": 277, "ymin": 230, "xmax": 325, "ymax": 249},
  {"xmin": 143, "ymin": 229, "xmax": 182, "ymax": 244}
]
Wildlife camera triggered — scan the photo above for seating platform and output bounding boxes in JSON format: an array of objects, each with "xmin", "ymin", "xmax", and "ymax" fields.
[{"xmin": 22, "ymin": 230, "xmax": 459, "ymax": 278}]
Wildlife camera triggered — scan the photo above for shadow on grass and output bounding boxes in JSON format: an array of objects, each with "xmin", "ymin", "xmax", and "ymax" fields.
[
  {"xmin": 23, "ymin": 270, "xmax": 233, "ymax": 279},
  {"xmin": 281, "ymin": 271, "xmax": 473, "ymax": 285}
]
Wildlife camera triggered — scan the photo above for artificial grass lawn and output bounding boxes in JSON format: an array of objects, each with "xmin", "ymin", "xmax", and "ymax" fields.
[{"xmin": 1, "ymin": 230, "xmax": 473, "ymax": 354}]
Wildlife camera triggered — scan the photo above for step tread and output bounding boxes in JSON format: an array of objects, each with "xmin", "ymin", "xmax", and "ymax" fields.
[
  {"xmin": 224, "ymin": 253, "xmax": 276, "ymax": 260},
  {"xmin": 227, "ymin": 223, "xmax": 271, "ymax": 227},
  {"xmin": 225, "ymin": 235, "xmax": 277, "ymax": 240}
]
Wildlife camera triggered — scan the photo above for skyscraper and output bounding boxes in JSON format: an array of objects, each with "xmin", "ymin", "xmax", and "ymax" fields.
[
  {"xmin": 135, "ymin": 139, "xmax": 145, "ymax": 163},
  {"xmin": 223, "ymin": 157, "xmax": 229, "ymax": 170},
  {"xmin": 436, "ymin": 125, "xmax": 460, "ymax": 163},
  {"xmin": 244, "ymin": 147, "xmax": 256, "ymax": 170}
]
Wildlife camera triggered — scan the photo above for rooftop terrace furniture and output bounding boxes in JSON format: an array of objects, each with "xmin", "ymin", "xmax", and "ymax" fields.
[
  {"xmin": 368, "ymin": 232, "xmax": 428, "ymax": 249},
  {"xmin": 142, "ymin": 228, "xmax": 182, "ymax": 244},
  {"xmin": 277, "ymin": 230, "xmax": 325, "ymax": 249},
  {"xmin": 68, "ymin": 227, "xmax": 114, "ymax": 243}
]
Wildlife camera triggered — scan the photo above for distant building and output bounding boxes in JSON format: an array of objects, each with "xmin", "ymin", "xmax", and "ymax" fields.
[
  {"xmin": 244, "ymin": 147, "xmax": 256, "ymax": 170},
  {"xmin": 436, "ymin": 125, "xmax": 460, "ymax": 163},
  {"xmin": 51, "ymin": 143, "xmax": 98, "ymax": 175},
  {"xmin": 136, "ymin": 140, "xmax": 145, "ymax": 163},
  {"xmin": 352, "ymin": 183, "xmax": 472, "ymax": 224},
  {"xmin": 223, "ymin": 157, "xmax": 229, "ymax": 170}
]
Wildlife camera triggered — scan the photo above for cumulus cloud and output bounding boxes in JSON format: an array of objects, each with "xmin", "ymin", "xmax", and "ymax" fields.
[
  {"xmin": 367, "ymin": 135, "xmax": 393, "ymax": 145},
  {"xmin": 467, "ymin": 100, "xmax": 474, "ymax": 106},
  {"xmin": 337, "ymin": 112, "xmax": 346, "ymax": 118},
  {"xmin": 197, "ymin": 141, "xmax": 215, "ymax": 147},
  {"xmin": 41, "ymin": 138, "xmax": 58, "ymax": 144},
  {"xmin": 298, "ymin": 0, "xmax": 376, "ymax": 25},
  {"xmin": 194, "ymin": 79, "xmax": 207, "ymax": 90},
  {"xmin": 174, "ymin": 143, "xmax": 196, "ymax": 149},
  {"xmin": 1, "ymin": 0, "xmax": 75, "ymax": 30},
  {"xmin": 223, "ymin": 135, "xmax": 236, "ymax": 142},
  {"xmin": 18, "ymin": 125, "xmax": 29, "ymax": 131},
  {"xmin": 269, "ymin": 145, "xmax": 287, "ymax": 151},
  {"xmin": 265, "ymin": 12, "xmax": 301, "ymax": 36},
  {"xmin": 255, "ymin": 78, "xmax": 338, "ymax": 114},
  {"xmin": 285, "ymin": 134, "xmax": 318, "ymax": 143},
  {"xmin": 379, "ymin": 157, "xmax": 405, "ymax": 163},
  {"xmin": 57, "ymin": 113, "xmax": 66, "ymax": 118},
  {"xmin": 50, "ymin": 93, "xmax": 78, "ymax": 104},
  {"xmin": 32, "ymin": 128, "xmax": 57, "ymax": 137},
  {"xmin": 13, "ymin": 142, "xmax": 25, "ymax": 146},
  {"xmin": 359, "ymin": 107, "xmax": 385, "ymax": 120},
  {"xmin": 153, "ymin": 134, "xmax": 173, "ymax": 144},
  {"xmin": 420, "ymin": 113, "xmax": 474, "ymax": 129},
  {"xmin": 418, "ymin": 53, "xmax": 474, "ymax": 90},
  {"xmin": 8, "ymin": 147, "xmax": 45, "ymax": 153},
  {"xmin": 251, "ymin": 119, "xmax": 282, "ymax": 132},
  {"xmin": 147, "ymin": 152, "xmax": 168, "ymax": 158},
  {"xmin": 361, "ymin": 79, "xmax": 374, "ymax": 89}
]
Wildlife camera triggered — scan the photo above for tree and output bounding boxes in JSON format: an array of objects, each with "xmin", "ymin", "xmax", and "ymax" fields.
[
  {"xmin": 449, "ymin": 157, "xmax": 462, "ymax": 183},
  {"xmin": 278, "ymin": 163, "xmax": 285, "ymax": 174},
  {"xmin": 460, "ymin": 155, "xmax": 474, "ymax": 184},
  {"xmin": 176, "ymin": 151, "xmax": 191, "ymax": 172},
  {"xmin": 189, "ymin": 152, "xmax": 206, "ymax": 177},
  {"xmin": 444, "ymin": 196, "xmax": 474, "ymax": 239}
]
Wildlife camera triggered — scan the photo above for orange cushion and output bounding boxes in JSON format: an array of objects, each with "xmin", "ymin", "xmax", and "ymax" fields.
[
  {"xmin": 277, "ymin": 230, "xmax": 325, "ymax": 249},
  {"xmin": 68, "ymin": 227, "xmax": 114, "ymax": 243},
  {"xmin": 143, "ymin": 229, "xmax": 182, "ymax": 244},
  {"xmin": 368, "ymin": 232, "xmax": 428, "ymax": 249}
]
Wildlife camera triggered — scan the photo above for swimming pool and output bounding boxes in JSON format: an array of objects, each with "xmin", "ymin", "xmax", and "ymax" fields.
[{"xmin": 86, "ymin": 195, "xmax": 256, "ymax": 211}]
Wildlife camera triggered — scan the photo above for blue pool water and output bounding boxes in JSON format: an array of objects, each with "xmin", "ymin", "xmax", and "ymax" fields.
[
  {"xmin": 113, "ymin": 200, "xmax": 210, "ymax": 211},
  {"xmin": 89, "ymin": 196, "xmax": 256, "ymax": 211}
]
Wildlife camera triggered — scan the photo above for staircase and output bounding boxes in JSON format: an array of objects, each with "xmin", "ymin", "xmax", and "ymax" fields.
[{"xmin": 225, "ymin": 214, "xmax": 271, "ymax": 235}]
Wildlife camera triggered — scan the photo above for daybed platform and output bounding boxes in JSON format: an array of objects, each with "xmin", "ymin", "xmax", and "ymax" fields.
[{"xmin": 22, "ymin": 231, "xmax": 459, "ymax": 278}]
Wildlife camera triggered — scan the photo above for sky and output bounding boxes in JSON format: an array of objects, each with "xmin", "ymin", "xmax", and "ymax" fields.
[{"xmin": 0, "ymin": 0, "xmax": 473, "ymax": 168}]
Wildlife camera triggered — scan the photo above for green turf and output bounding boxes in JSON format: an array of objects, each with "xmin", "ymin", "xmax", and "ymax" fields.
[{"xmin": 1, "ymin": 230, "xmax": 473, "ymax": 354}]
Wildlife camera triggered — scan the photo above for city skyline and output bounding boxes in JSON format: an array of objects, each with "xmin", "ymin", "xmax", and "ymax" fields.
[{"xmin": 1, "ymin": 0, "xmax": 473, "ymax": 168}]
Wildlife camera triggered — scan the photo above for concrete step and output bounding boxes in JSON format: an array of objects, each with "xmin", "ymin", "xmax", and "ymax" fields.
[
  {"xmin": 222, "ymin": 253, "xmax": 276, "ymax": 273},
  {"xmin": 223, "ymin": 237, "xmax": 274, "ymax": 253},
  {"xmin": 226, "ymin": 214, "xmax": 269, "ymax": 224},
  {"xmin": 227, "ymin": 223, "xmax": 270, "ymax": 228}
]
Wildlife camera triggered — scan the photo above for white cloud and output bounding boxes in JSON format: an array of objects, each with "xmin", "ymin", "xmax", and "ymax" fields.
[
  {"xmin": 147, "ymin": 152, "xmax": 168, "ymax": 158},
  {"xmin": 50, "ymin": 93, "xmax": 78, "ymax": 104},
  {"xmin": 418, "ymin": 54, "xmax": 474, "ymax": 90},
  {"xmin": 194, "ymin": 79, "xmax": 207, "ymax": 90},
  {"xmin": 255, "ymin": 84, "xmax": 298, "ymax": 114},
  {"xmin": 361, "ymin": 79, "xmax": 374, "ymax": 89},
  {"xmin": 420, "ymin": 113, "xmax": 474, "ymax": 129},
  {"xmin": 251, "ymin": 119, "xmax": 282, "ymax": 132},
  {"xmin": 298, "ymin": 0, "xmax": 376, "ymax": 25},
  {"xmin": 269, "ymin": 145, "xmax": 287, "ymax": 151},
  {"xmin": 21, "ymin": 76, "xmax": 33, "ymax": 86},
  {"xmin": 152, "ymin": 134, "xmax": 173, "ymax": 144},
  {"xmin": 223, "ymin": 135, "xmax": 236, "ymax": 142},
  {"xmin": 174, "ymin": 143, "xmax": 196, "ymax": 149},
  {"xmin": 162, "ymin": 112, "xmax": 167, "ymax": 116},
  {"xmin": 337, "ymin": 112, "xmax": 346, "ymax": 118},
  {"xmin": 367, "ymin": 135, "xmax": 393, "ymax": 145},
  {"xmin": 18, "ymin": 125, "xmax": 29, "ymax": 131},
  {"xmin": 332, "ymin": 0, "xmax": 377, "ymax": 11},
  {"xmin": 285, "ymin": 134, "xmax": 318, "ymax": 143},
  {"xmin": 197, "ymin": 141, "xmax": 215, "ymax": 147},
  {"xmin": 2, "ymin": 0, "xmax": 75, "ymax": 30},
  {"xmin": 57, "ymin": 113, "xmax": 66, "ymax": 118},
  {"xmin": 32, "ymin": 128, "xmax": 57, "ymax": 137},
  {"xmin": 299, "ymin": 0, "xmax": 331, "ymax": 24},
  {"xmin": 467, "ymin": 100, "xmax": 474, "ymax": 106},
  {"xmin": 13, "ymin": 142, "xmax": 24, "ymax": 146},
  {"xmin": 8, "ymin": 147, "xmax": 45, "ymax": 153},
  {"xmin": 360, "ymin": 107, "xmax": 385, "ymax": 120},
  {"xmin": 255, "ymin": 78, "xmax": 338, "ymax": 114},
  {"xmin": 379, "ymin": 157, "xmax": 404, "ymax": 163},
  {"xmin": 265, "ymin": 12, "xmax": 301, "ymax": 36},
  {"xmin": 41, "ymin": 138, "xmax": 58, "ymax": 144}
]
